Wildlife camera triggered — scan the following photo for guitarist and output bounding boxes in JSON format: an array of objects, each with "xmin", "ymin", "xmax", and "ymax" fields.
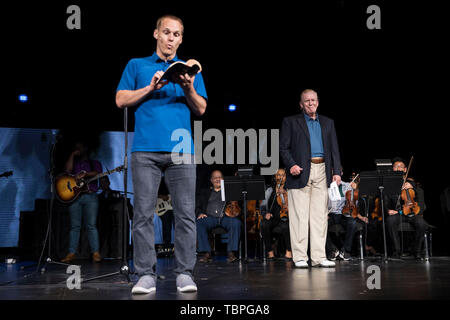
[
  {"xmin": 61, "ymin": 140, "xmax": 102, "ymax": 263},
  {"xmin": 385, "ymin": 157, "xmax": 427, "ymax": 259}
]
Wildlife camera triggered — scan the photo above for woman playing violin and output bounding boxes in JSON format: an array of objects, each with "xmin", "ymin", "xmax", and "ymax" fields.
[{"xmin": 260, "ymin": 168, "xmax": 292, "ymax": 260}]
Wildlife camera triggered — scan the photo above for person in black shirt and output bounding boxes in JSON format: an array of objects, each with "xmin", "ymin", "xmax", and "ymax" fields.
[
  {"xmin": 98, "ymin": 176, "xmax": 122, "ymax": 258},
  {"xmin": 385, "ymin": 157, "xmax": 427, "ymax": 259},
  {"xmin": 196, "ymin": 170, "xmax": 241, "ymax": 263},
  {"xmin": 260, "ymin": 168, "xmax": 292, "ymax": 260}
]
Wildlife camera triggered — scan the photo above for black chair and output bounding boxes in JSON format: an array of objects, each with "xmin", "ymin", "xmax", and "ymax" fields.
[
  {"xmin": 209, "ymin": 226, "xmax": 227, "ymax": 255},
  {"xmin": 399, "ymin": 222, "xmax": 434, "ymax": 260},
  {"xmin": 260, "ymin": 225, "xmax": 283, "ymax": 261}
]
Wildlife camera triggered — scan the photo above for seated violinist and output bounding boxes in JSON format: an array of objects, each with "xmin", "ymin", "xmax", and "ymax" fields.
[
  {"xmin": 260, "ymin": 168, "xmax": 292, "ymax": 260},
  {"xmin": 326, "ymin": 170, "xmax": 367, "ymax": 261},
  {"xmin": 196, "ymin": 170, "xmax": 241, "ymax": 263},
  {"xmin": 385, "ymin": 157, "xmax": 427, "ymax": 259},
  {"xmin": 358, "ymin": 194, "xmax": 382, "ymax": 256}
]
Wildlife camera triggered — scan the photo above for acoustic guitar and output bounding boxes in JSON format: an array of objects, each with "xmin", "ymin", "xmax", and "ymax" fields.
[
  {"xmin": 156, "ymin": 195, "xmax": 173, "ymax": 217},
  {"xmin": 55, "ymin": 165, "xmax": 124, "ymax": 203}
]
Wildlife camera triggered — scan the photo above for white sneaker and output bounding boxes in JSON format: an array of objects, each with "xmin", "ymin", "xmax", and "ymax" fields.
[
  {"xmin": 176, "ymin": 274, "xmax": 198, "ymax": 293},
  {"xmin": 318, "ymin": 259, "xmax": 336, "ymax": 268},
  {"xmin": 131, "ymin": 275, "xmax": 156, "ymax": 294},
  {"xmin": 294, "ymin": 260, "xmax": 309, "ymax": 268}
]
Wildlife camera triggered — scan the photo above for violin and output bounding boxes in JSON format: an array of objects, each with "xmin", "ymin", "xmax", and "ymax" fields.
[
  {"xmin": 225, "ymin": 201, "xmax": 241, "ymax": 218},
  {"xmin": 342, "ymin": 173, "xmax": 359, "ymax": 218},
  {"xmin": 371, "ymin": 197, "xmax": 382, "ymax": 221},
  {"xmin": 401, "ymin": 185, "xmax": 420, "ymax": 216},
  {"xmin": 246, "ymin": 200, "xmax": 262, "ymax": 239},
  {"xmin": 276, "ymin": 185, "xmax": 289, "ymax": 219},
  {"xmin": 396, "ymin": 157, "xmax": 421, "ymax": 216}
]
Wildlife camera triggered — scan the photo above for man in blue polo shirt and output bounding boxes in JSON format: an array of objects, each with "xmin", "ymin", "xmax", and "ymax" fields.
[{"xmin": 116, "ymin": 15, "xmax": 207, "ymax": 294}]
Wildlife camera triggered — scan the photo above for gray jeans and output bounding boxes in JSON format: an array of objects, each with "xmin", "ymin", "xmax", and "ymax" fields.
[{"xmin": 131, "ymin": 152, "xmax": 196, "ymax": 278}]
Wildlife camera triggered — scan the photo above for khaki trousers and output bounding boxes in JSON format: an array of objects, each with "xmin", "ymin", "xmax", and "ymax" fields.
[{"xmin": 288, "ymin": 162, "xmax": 328, "ymax": 265}]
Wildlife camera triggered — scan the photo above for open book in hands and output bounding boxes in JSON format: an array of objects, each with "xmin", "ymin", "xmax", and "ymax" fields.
[{"xmin": 156, "ymin": 59, "xmax": 202, "ymax": 85}]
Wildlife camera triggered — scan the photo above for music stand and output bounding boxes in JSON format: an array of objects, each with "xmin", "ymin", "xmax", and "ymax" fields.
[
  {"xmin": 222, "ymin": 175, "xmax": 265, "ymax": 263},
  {"xmin": 359, "ymin": 170, "xmax": 403, "ymax": 262},
  {"xmin": 359, "ymin": 171, "xmax": 380, "ymax": 261}
]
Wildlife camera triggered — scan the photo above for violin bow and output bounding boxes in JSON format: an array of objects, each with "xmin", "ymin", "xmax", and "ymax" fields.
[{"xmin": 350, "ymin": 173, "xmax": 360, "ymax": 184}]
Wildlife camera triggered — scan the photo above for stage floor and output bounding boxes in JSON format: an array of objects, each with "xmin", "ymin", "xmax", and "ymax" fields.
[{"xmin": 1, "ymin": 255, "xmax": 449, "ymax": 300}]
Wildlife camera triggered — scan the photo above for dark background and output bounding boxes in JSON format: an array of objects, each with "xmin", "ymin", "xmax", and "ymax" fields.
[{"xmin": 3, "ymin": 1, "xmax": 449, "ymax": 253}]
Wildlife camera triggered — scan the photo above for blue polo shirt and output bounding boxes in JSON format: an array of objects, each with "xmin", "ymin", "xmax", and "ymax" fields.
[
  {"xmin": 116, "ymin": 52, "xmax": 208, "ymax": 153},
  {"xmin": 303, "ymin": 112, "xmax": 324, "ymax": 158}
]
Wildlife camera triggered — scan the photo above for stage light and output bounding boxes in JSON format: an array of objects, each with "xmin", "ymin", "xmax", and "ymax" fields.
[
  {"xmin": 19, "ymin": 94, "xmax": 28, "ymax": 102},
  {"xmin": 228, "ymin": 104, "xmax": 237, "ymax": 112}
]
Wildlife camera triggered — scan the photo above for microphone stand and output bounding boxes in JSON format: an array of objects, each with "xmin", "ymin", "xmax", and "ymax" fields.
[
  {"xmin": 83, "ymin": 107, "xmax": 131, "ymax": 283},
  {"xmin": 29, "ymin": 132, "xmax": 73, "ymax": 274}
]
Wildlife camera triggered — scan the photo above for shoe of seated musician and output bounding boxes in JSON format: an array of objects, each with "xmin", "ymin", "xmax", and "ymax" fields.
[
  {"xmin": 92, "ymin": 251, "xmax": 102, "ymax": 263},
  {"xmin": 414, "ymin": 252, "xmax": 424, "ymax": 260},
  {"xmin": 61, "ymin": 252, "xmax": 75, "ymax": 263},
  {"xmin": 318, "ymin": 259, "xmax": 336, "ymax": 267},
  {"xmin": 342, "ymin": 251, "xmax": 352, "ymax": 261},
  {"xmin": 198, "ymin": 252, "xmax": 212, "ymax": 263},
  {"xmin": 294, "ymin": 260, "xmax": 309, "ymax": 268},
  {"xmin": 391, "ymin": 252, "xmax": 401, "ymax": 259},
  {"xmin": 227, "ymin": 251, "xmax": 238, "ymax": 263},
  {"xmin": 329, "ymin": 250, "xmax": 340, "ymax": 261}
]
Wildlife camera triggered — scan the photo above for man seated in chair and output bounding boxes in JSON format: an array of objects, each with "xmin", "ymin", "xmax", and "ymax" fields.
[
  {"xmin": 196, "ymin": 170, "xmax": 241, "ymax": 263},
  {"xmin": 260, "ymin": 168, "xmax": 292, "ymax": 260},
  {"xmin": 326, "ymin": 170, "xmax": 367, "ymax": 261},
  {"xmin": 385, "ymin": 157, "xmax": 427, "ymax": 259}
]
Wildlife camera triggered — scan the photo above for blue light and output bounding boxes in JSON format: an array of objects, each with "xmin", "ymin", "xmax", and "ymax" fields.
[
  {"xmin": 19, "ymin": 94, "xmax": 28, "ymax": 102},
  {"xmin": 228, "ymin": 104, "xmax": 236, "ymax": 112}
]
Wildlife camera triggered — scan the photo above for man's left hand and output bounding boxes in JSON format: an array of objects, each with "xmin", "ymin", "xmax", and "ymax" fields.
[{"xmin": 332, "ymin": 175, "xmax": 342, "ymax": 186}]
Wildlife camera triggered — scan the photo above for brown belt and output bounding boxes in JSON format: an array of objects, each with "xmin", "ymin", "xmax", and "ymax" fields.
[{"xmin": 311, "ymin": 158, "xmax": 325, "ymax": 164}]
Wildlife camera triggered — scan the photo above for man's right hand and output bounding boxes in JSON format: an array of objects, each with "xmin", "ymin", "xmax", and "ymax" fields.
[
  {"xmin": 290, "ymin": 165, "xmax": 303, "ymax": 176},
  {"xmin": 388, "ymin": 210, "xmax": 398, "ymax": 215},
  {"xmin": 149, "ymin": 71, "xmax": 169, "ymax": 92},
  {"xmin": 265, "ymin": 213, "xmax": 272, "ymax": 220},
  {"xmin": 197, "ymin": 213, "xmax": 207, "ymax": 219}
]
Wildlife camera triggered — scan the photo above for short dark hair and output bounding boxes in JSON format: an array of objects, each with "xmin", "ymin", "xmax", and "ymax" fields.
[{"xmin": 392, "ymin": 157, "xmax": 405, "ymax": 166}]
